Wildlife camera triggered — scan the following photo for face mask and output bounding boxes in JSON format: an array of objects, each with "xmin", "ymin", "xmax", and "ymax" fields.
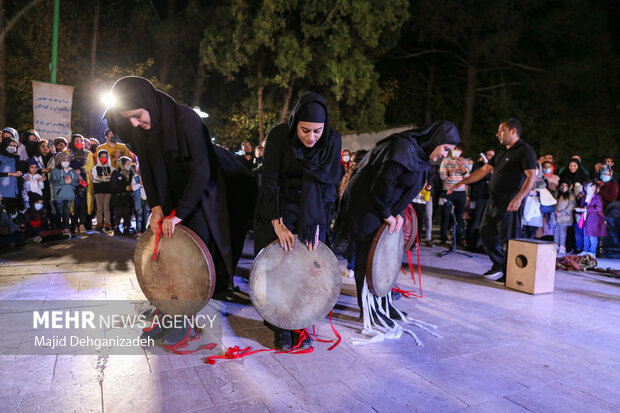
[
  {"xmin": 6, "ymin": 146, "xmax": 17, "ymax": 154},
  {"xmin": 452, "ymin": 151, "xmax": 462, "ymax": 158},
  {"xmin": 74, "ymin": 142, "xmax": 84, "ymax": 150},
  {"xmin": 124, "ymin": 164, "xmax": 131, "ymax": 171},
  {"xmin": 109, "ymin": 136, "xmax": 119, "ymax": 143},
  {"xmin": 342, "ymin": 155, "xmax": 351, "ymax": 162},
  {"xmin": 543, "ymin": 168, "xmax": 552, "ymax": 175},
  {"xmin": 61, "ymin": 161, "xmax": 70, "ymax": 168},
  {"xmin": 601, "ymin": 174, "xmax": 611, "ymax": 183},
  {"xmin": 465, "ymin": 164, "xmax": 473, "ymax": 172},
  {"xmin": 99, "ymin": 157, "xmax": 108, "ymax": 165},
  {"xmin": 34, "ymin": 203, "xmax": 44, "ymax": 211}
]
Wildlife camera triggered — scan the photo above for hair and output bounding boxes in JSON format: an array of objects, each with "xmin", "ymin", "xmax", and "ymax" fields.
[
  {"xmin": 542, "ymin": 160, "xmax": 552, "ymax": 167},
  {"xmin": 353, "ymin": 149, "xmax": 368, "ymax": 163},
  {"xmin": 104, "ymin": 129, "xmax": 113, "ymax": 137},
  {"xmin": 54, "ymin": 137, "xmax": 68, "ymax": 147},
  {"xmin": 500, "ymin": 117, "xmax": 522, "ymax": 137},
  {"xmin": 603, "ymin": 156, "xmax": 614, "ymax": 162},
  {"xmin": 543, "ymin": 152, "xmax": 554, "ymax": 157}
]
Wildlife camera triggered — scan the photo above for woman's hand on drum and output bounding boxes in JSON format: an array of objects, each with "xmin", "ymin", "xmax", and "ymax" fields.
[
  {"xmin": 384, "ymin": 215, "xmax": 404, "ymax": 234},
  {"xmin": 305, "ymin": 225, "xmax": 320, "ymax": 251},
  {"xmin": 162, "ymin": 216, "xmax": 182, "ymax": 239},
  {"xmin": 149, "ymin": 206, "xmax": 164, "ymax": 234},
  {"xmin": 272, "ymin": 217, "xmax": 295, "ymax": 251}
]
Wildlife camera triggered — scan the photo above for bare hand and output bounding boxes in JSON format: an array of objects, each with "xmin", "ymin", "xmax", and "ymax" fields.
[
  {"xmin": 162, "ymin": 216, "xmax": 182, "ymax": 239},
  {"xmin": 9, "ymin": 171, "xmax": 22, "ymax": 178},
  {"xmin": 272, "ymin": 217, "xmax": 295, "ymax": 251},
  {"xmin": 64, "ymin": 176, "xmax": 72, "ymax": 184},
  {"xmin": 395, "ymin": 214, "xmax": 404, "ymax": 233},
  {"xmin": 40, "ymin": 176, "xmax": 47, "ymax": 182},
  {"xmin": 149, "ymin": 206, "xmax": 164, "ymax": 234},
  {"xmin": 23, "ymin": 174, "xmax": 30, "ymax": 181},
  {"xmin": 507, "ymin": 197, "xmax": 522, "ymax": 212},
  {"xmin": 384, "ymin": 215, "xmax": 400, "ymax": 234},
  {"xmin": 305, "ymin": 225, "xmax": 320, "ymax": 251}
]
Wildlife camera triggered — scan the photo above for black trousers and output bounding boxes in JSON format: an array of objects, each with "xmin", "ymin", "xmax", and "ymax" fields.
[
  {"xmin": 353, "ymin": 234, "xmax": 374, "ymax": 311},
  {"xmin": 440, "ymin": 191, "xmax": 466, "ymax": 242},
  {"xmin": 467, "ymin": 198, "xmax": 488, "ymax": 251},
  {"xmin": 479, "ymin": 198, "xmax": 523, "ymax": 274}
]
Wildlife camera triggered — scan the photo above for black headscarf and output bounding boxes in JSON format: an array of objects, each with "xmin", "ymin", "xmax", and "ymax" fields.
[
  {"xmin": 103, "ymin": 76, "xmax": 189, "ymax": 159},
  {"xmin": 286, "ymin": 92, "xmax": 342, "ymax": 243},
  {"xmin": 0, "ymin": 137, "xmax": 19, "ymax": 158},
  {"xmin": 355, "ymin": 120, "xmax": 461, "ymax": 174},
  {"xmin": 559, "ymin": 158, "xmax": 589, "ymax": 185}
]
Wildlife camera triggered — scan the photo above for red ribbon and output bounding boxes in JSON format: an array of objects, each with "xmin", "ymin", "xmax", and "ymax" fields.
[
  {"xmin": 152, "ymin": 210, "xmax": 176, "ymax": 261},
  {"xmin": 310, "ymin": 310, "xmax": 341, "ymax": 351},
  {"xmin": 161, "ymin": 315, "xmax": 218, "ymax": 355},
  {"xmin": 395, "ymin": 205, "xmax": 424, "ymax": 298}
]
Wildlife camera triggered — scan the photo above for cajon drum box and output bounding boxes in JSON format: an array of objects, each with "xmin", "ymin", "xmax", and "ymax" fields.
[{"xmin": 506, "ymin": 239, "xmax": 556, "ymax": 294}]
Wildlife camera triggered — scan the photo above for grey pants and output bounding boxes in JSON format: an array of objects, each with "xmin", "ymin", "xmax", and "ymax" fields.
[{"xmin": 95, "ymin": 193, "xmax": 111, "ymax": 226}]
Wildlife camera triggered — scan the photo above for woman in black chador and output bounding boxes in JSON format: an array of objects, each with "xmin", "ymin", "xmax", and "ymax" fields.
[
  {"xmin": 338, "ymin": 121, "xmax": 460, "ymax": 325},
  {"xmin": 104, "ymin": 76, "xmax": 255, "ymax": 345},
  {"xmin": 254, "ymin": 91, "xmax": 342, "ymax": 350}
]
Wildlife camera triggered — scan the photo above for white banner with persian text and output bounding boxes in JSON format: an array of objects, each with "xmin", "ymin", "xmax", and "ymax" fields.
[{"xmin": 32, "ymin": 81, "xmax": 74, "ymax": 141}]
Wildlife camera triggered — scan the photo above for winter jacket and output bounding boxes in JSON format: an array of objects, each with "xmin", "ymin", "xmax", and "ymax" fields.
[{"xmin": 50, "ymin": 167, "xmax": 79, "ymax": 202}]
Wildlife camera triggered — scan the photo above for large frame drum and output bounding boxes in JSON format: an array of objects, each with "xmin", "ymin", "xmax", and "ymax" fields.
[{"xmin": 366, "ymin": 223, "xmax": 405, "ymax": 297}]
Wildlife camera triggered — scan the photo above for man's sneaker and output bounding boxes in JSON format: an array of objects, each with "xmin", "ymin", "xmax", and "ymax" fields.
[
  {"xmin": 483, "ymin": 266, "xmax": 504, "ymax": 280},
  {"xmin": 558, "ymin": 245, "xmax": 566, "ymax": 254},
  {"xmin": 493, "ymin": 275, "xmax": 506, "ymax": 285}
]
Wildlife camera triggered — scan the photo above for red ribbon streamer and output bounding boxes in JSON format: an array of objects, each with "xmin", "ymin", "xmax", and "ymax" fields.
[
  {"xmin": 161, "ymin": 316, "xmax": 218, "ymax": 355},
  {"xmin": 395, "ymin": 205, "xmax": 424, "ymax": 298},
  {"xmin": 152, "ymin": 210, "xmax": 176, "ymax": 261}
]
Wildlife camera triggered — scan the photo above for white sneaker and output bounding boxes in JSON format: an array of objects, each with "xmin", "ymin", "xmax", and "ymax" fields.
[
  {"xmin": 347, "ymin": 269, "xmax": 354, "ymax": 278},
  {"xmin": 558, "ymin": 246, "xmax": 566, "ymax": 254},
  {"xmin": 33, "ymin": 236, "xmax": 42, "ymax": 243}
]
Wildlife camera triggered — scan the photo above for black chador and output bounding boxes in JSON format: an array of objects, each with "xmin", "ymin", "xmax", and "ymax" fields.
[
  {"xmin": 338, "ymin": 121, "xmax": 461, "ymax": 313},
  {"xmin": 104, "ymin": 76, "xmax": 255, "ymax": 297}
]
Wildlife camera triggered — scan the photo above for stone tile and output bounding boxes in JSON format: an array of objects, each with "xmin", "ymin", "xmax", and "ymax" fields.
[
  {"xmin": 272, "ymin": 342, "xmax": 374, "ymax": 387},
  {"xmin": 463, "ymin": 343, "xmax": 578, "ymax": 388},
  {"xmin": 560, "ymin": 364, "xmax": 620, "ymax": 408},
  {"xmin": 407, "ymin": 356, "xmax": 526, "ymax": 406},
  {"xmin": 263, "ymin": 380, "xmax": 374, "ymax": 413},
  {"xmin": 453, "ymin": 397, "xmax": 530, "ymax": 412},
  {"xmin": 0, "ymin": 355, "xmax": 57, "ymax": 397},
  {"xmin": 189, "ymin": 398, "xmax": 269, "ymax": 413},
  {"xmin": 554, "ymin": 328, "xmax": 620, "ymax": 362},
  {"xmin": 103, "ymin": 366, "xmax": 213, "ymax": 412},
  {"xmin": 345, "ymin": 366, "xmax": 467, "ymax": 412},
  {"xmin": 195, "ymin": 354, "xmax": 301, "ymax": 406},
  {"xmin": 505, "ymin": 382, "xmax": 618, "ymax": 412},
  {"xmin": 0, "ymin": 381, "xmax": 101, "ymax": 413}
]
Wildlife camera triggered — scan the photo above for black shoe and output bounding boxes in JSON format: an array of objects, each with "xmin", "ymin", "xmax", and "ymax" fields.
[
  {"xmin": 162, "ymin": 325, "xmax": 197, "ymax": 346},
  {"xmin": 298, "ymin": 335, "xmax": 312, "ymax": 350},
  {"xmin": 141, "ymin": 324, "xmax": 167, "ymax": 341},
  {"xmin": 113, "ymin": 228, "xmax": 122, "ymax": 236},
  {"xmin": 483, "ymin": 266, "xmax": 503, "ymax": 280},
  {"xmin": 493, "ymin": 275, "xmax": 506, "ymax": 285},
  {"xmin": 274, "ymin": 330, "xmax": 292, "ymax": 351},
  {"xmin": 391, "ymin": 290, "xmax": 402, "ymax": 301}
]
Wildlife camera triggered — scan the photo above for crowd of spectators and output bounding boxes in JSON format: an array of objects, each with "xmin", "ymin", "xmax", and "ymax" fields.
[
  {"xmin": 336, "ymin": 145, "xmax": 619, "ymax": 259},
  {"xmin": 0, "ymin": 127, "xmax": 149, "ymax": 248}
]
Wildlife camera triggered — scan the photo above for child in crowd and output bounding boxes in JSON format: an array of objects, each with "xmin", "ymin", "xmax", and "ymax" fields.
[
  {"xmin": 110, "ymin": 156, "xmax": 134, "ymax": 236},
  {"xmin": 49, "ymin": 152, "xmax": 78, "ymax": 233},
  {"xmin": 92, "ymin": 149, "xmax": 113, "ymax": 231},
  {"xmin": 131, "ymin": 163, "xmax": 150, "ymax": 236},
  {"xmin": 22, "ymin": 158, "xmax": 45, "ymax": 209},
  {"xmin": 20, "ymin": 193, "xmax": 69, "ymax": 242},
  {"xmin": 0, "ymin": 196, "xmax": 24, "ymax": 248},
  {"xmin": 554, "ymin": 179, "xmax": 575, "ymax": 253},
  {"xmin": 575, "ymin": 180, "xmax": 607, "ymax": 256}
]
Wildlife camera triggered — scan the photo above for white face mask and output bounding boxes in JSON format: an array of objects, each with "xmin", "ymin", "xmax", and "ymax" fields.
[
  {"xmin": 6, "ymin": 146, "xmax": 17, "ymax": 154},
  {"xmin": 34, "ymin": 203, "xmax": 44, "ymax": 211},
  {"xmin": 61, "ymin": 161, "xmax": 70, "ymax": 168},
  {"xmin": 342, "ymin": 155, "xmax": 351, "ymax": 163},
  {"xmin": 452, "ymin": 151, "xmax": 462, "ymax": 158}
]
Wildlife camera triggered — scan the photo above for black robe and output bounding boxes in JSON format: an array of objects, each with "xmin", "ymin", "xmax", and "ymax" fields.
[
  {"xmin": 104, "ymin": 80, "xmax": 255, "ymax": 288},
  {"xmin": 254, "ymin": 92, "xmax": 342, "ymax": 254},
  {"xmin": 339, "ymin": 121, "xmax": 460, "ymax": 241}
]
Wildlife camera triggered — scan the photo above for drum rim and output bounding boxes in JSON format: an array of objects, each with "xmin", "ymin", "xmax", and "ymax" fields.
[
  {"xmin": 248, "ymin": 237, "xmax": 341, "ymax": 330},
  {"xmin": 134, "ymin": 224, "xmax": 216, "ymax": 314},
  {"xmin": 366, "ymin": 222, "xmax": 404, "ymax": 296},
  {"xmin": 403, "ymin": 210, "xmax": 418, "ymax": 252}
]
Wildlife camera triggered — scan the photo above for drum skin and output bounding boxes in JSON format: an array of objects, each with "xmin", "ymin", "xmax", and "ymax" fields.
[
  {"xmin": 366, "ymin": 223, "xmax": 405, "ymax": 297},
  {"xmin": 134, "ymin": 225, "xmax": 216, "ymax": 316},
  {"xmin": 249, "ymin": 238, "xmax": 342, "ymax": 330}
]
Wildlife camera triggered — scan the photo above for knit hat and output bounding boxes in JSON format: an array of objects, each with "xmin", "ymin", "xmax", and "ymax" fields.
[
  {"xmin": 55, "ymin": 151, "xmax": 70, "ymax": 163},
  {"xmin": 27, "ymin": 157, "xmax": 39, "ymax": 167}
]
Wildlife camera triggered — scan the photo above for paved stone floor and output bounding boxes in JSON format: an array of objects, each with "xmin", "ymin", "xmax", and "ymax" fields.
[{"xmin": 0, "ymin": 232, "xmax": 619, "ymax": 413}]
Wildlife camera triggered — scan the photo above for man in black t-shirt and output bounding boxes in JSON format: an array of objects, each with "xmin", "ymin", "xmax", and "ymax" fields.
[{"xmin": 448, "ymin": 118, "xmax": 537, "ymax": 284}]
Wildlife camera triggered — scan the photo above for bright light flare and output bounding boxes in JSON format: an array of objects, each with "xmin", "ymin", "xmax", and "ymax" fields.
[
  {"xmin": 101, "ymin": 93, "xmax": 115, "ymax": 107},
  {"xmin": 193, "ymin": 106, "xmax": 209, "ymax": 118}
]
